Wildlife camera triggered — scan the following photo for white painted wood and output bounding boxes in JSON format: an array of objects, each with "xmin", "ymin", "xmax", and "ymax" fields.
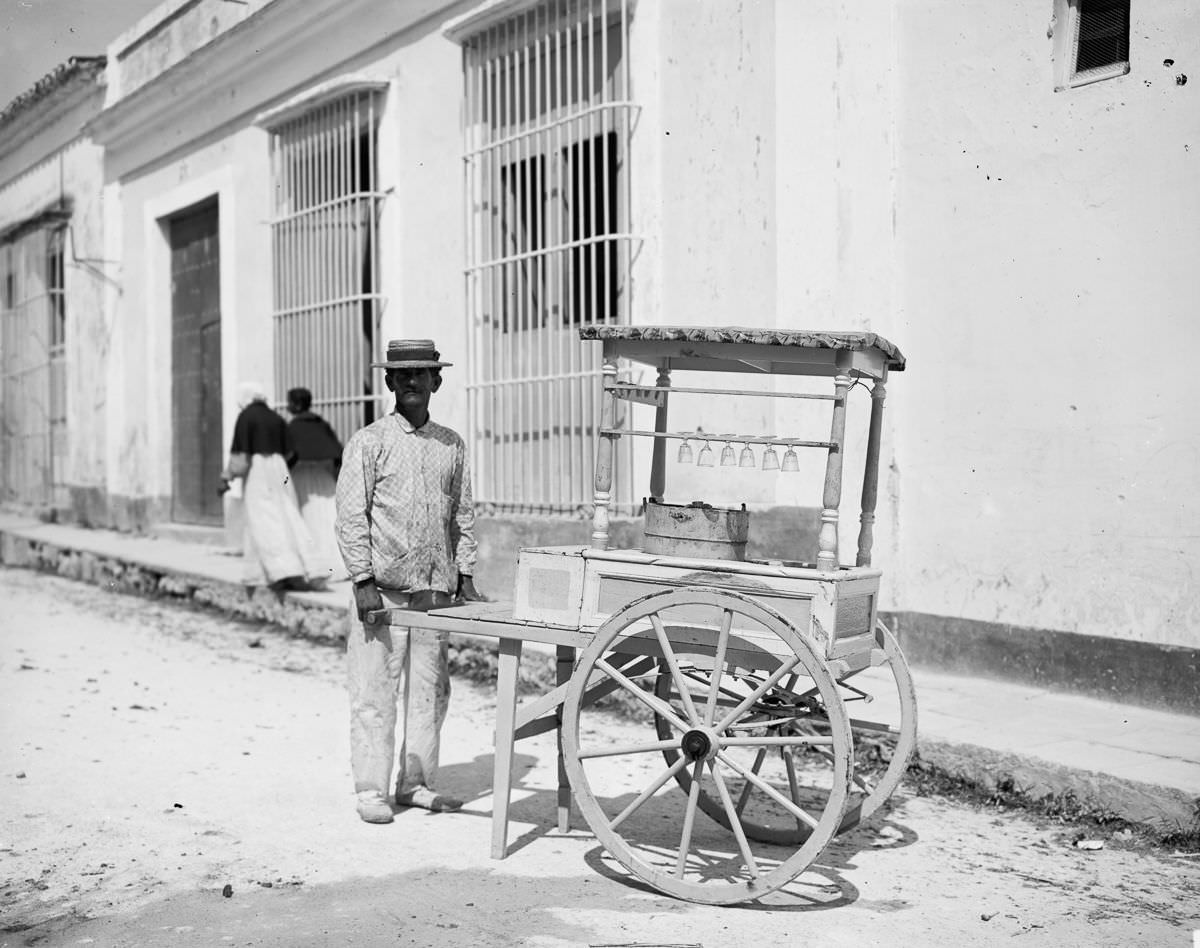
[{"xmin": 817, "ymin": 362, "xmax": 852, "ymax": 571}]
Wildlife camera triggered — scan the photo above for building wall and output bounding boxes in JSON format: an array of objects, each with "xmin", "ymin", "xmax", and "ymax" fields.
[
  {"xmin": 634, "ymin": 0, "xmax": 898, "ymax": 576},
  {"xmin": 0, "ymin": 99, "xmax": 109, "ymax": 521},
  {"xmin": 96, "ymin": 0, "xmax": 471, "ymax": 528},
  {"xmin": 892, "ymin": 0, "xmax": 1200, "ymax": 652},
  {"xmin": 104, "ymin": 133, "xmax": 269, "ymax": 527},
  {"xmin": 8, "ymin": 0, "xmax": 1191, "ymax": 706}
]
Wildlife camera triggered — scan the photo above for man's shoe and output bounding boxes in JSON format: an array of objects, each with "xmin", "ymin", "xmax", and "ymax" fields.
[
  {"xmin": 395, "ymin": 786, "xmax": 463, "ymax": 813},
  {"xmin": 356, "ymin": 791, "xmax": 395, "ymax": 824}
]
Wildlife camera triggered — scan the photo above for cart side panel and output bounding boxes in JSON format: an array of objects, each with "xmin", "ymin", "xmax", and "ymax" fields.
[
  {"xmin": 579, "ymin": 559, "xmax": 825, "ymax": 646},
  {"xmin": 811, "ymin": 574, "xmax": 881, "ymax": 661},
  {"xmin": 512, "ymin": 546, "xmax": 589, "ymax": 626}
]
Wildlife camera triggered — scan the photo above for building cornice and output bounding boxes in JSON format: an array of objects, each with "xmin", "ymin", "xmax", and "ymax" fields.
[
  {"xmin": 87, "ymin": 0, "xmax": 456, "ymax": 160},
  {"xmin": 0, "ymin": 82, "xmax": 105, "ymax": 184}
]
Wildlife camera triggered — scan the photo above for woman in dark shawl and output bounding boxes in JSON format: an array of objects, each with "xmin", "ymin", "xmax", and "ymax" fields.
[
  {"xmin": 221, "ymin": 382, "xmax": 325, "ymax": 589},
  {"xmin": 285, "ymin": 387, "xmax": 347, "ymax": 581}
]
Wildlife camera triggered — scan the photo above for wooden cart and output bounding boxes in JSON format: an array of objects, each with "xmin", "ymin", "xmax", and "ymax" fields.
[{"xmin": 383, "ymin": 326, "xmax": 916, "ymax": 905}]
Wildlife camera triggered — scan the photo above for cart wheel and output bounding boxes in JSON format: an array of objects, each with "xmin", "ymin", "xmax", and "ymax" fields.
[
  {"xmin": 654, "ymin": 616, "xmax": 917, "ymax": 843},
  {"xmin": 561, "ymin": 587, "xmax": 853, "ymax": 905}
]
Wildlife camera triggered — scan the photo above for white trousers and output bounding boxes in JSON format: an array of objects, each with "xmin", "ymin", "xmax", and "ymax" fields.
[{"xmin": 346, "ymin": 592, "xmax": 451, "ymax": 798}]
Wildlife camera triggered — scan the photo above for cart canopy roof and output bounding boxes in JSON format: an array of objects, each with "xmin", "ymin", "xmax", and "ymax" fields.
[{"xmin": 579, "ymin": 325, "xmax": 905, "ymax": 378}]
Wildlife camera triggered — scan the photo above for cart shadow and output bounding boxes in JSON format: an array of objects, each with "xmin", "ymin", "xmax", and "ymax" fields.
[
  {"xmin": 578, "ymin": 813, "xmax": 919, "ymax": 911},
  {"xmin": 437, "ymin": 751, "xmax": 920, "ymax": 911}
]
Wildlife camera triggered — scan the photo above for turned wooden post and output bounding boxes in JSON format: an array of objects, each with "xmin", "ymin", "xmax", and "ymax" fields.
[
  {"xmin": 648, "ymin": 365, "xmax": 671, "ymax": 502},
  {"xmin": 817, "ymin": 357, "xmax": 853, "ymax": 572},
  {"xmin": 856, "ymin": 371, "xmax": 888, "ymax": 567},
  {"xmin": 591, "ymin": 354, "xmax": 620, "ymax": 549}
]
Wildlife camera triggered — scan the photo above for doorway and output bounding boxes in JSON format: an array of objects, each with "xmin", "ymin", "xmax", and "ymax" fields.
[{"xmin": 169, "ymin": 199, "xmax": 223, "ymax": 525}]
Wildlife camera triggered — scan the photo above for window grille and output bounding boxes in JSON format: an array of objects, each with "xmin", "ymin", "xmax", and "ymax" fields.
[
  {"xmin": 1057, "ymin": 0, "xmax": 1131, "ymax": 88},
  {"xmin": 1074, "ymin": 0, "xmax": 1129, "ymax": 75},
  {"xmin": 460, "ymin": 0, "xmax": 638, "ymax": 516},
  {"xmin": 0, "ymin": 223, "xmax": 67, "ymax": 506},
  {"xmin": 268, "ymin": 90, "xmax": 385, "ymax": 443},
  {"xmin": 47, "ymin": 226, "xmax": 67, "ymax": 489}
]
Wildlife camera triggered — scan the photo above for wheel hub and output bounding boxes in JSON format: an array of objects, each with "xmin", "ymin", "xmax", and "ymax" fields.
[{"xmin": 680, "ymin": 726, "xmax": 719, "ymax": 762}]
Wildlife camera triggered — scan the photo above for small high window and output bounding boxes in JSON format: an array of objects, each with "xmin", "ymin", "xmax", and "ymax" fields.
[{"xmin": 1054, "ymin": 0, "xmax": 1131, "ymax": 90}]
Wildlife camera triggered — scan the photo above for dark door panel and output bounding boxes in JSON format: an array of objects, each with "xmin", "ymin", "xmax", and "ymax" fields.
[{"xmin": 169, "ymin": 201, "xmax": 223, "ymax": 525}]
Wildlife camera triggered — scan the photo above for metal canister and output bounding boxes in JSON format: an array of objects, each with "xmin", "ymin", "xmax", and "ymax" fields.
[{"xmin": 643, "ymin": 500, "xmax": 750, "ymax": 561}]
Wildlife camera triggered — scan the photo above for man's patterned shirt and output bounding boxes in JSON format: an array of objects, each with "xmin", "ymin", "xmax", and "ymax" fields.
[{"xmin": 335, "ymin": 412, "xmax": 477, "ymax": 593}]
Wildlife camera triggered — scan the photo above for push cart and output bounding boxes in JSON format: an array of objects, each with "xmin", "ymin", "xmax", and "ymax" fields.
[{"xmin": 381, "ymin": 325, "xmax": 915, "ymax": 905}]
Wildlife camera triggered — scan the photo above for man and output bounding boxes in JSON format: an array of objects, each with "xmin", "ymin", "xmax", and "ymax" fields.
[{"xmin": 335, "ymin": 338, "xmax": 484, "ymax": 824}]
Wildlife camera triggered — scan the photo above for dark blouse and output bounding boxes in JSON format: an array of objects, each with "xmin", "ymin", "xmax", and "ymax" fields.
[
  {"xmin": 230, "ymin": 401, "xmax": 289, "ymax": 456},
  {"xmin": 286, "ymin": 411, "xmax": 343, "ymax": 465}
]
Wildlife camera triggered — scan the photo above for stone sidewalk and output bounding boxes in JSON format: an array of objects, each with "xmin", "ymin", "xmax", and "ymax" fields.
[{"xmin": 1, "ymin": 511, "xmax": 1196, "ymax": 835}]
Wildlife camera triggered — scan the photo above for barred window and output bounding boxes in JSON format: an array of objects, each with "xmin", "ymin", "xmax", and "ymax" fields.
[
  {"xmin": 460, "ymin": 0, "xmax": 638, "ymax": 516},
  {"xmin": 1074, "ymin": 0, "xmax": 1130, "ymax": 77},
  {"xmin": 267, "ymin": 88, "xmax": 385, "ymax": 442},
  {"xmin": 1055, "ymin": 0, "xmax": 1130, "ymax": 90}
]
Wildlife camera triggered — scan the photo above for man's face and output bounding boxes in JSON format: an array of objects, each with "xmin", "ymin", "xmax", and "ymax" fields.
[{"xmin": 386, "ymin": 367, "xmax": 440, "ymax": 415}]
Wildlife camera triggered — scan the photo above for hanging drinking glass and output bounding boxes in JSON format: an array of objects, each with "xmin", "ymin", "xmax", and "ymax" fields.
[
  {"xmin": 762, "ymin": 445, "xmax": 780, "ymax": 471},
  {"xmin": 782, "ymin": 446, "xmax": 800, "ymax": 472},
  {"xmin": 739, "ymin": 444, "xmax": 756, "ymax": 468},
  {"xmin": 720, "ymin": 441, "xmax": 737, "ymax": 466},
  {"xmin": 697, "ymin": 441, "xmax": 714, "ymax": 467},
  {"xmin": 677, "ymin": 439, "xmax": 694, "ymax": 464}
]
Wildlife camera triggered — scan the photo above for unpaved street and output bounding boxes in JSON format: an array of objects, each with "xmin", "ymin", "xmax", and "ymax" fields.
[{"xmin": 1, "ymin": 566, "xmax": 1197, "ymax": 947}]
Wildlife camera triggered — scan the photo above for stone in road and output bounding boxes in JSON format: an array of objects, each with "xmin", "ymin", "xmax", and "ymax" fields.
[{"xmin": 1, "ymin": 567, "xmax": 1196, "ymax": 947}]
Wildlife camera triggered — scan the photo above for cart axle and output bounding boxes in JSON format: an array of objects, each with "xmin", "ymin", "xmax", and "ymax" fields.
[{"xmin": 681, "ymin": 726, "xmax": 719, "ymax": 762}]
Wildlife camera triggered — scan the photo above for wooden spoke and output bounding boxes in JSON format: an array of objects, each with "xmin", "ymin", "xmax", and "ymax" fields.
[
  {"xmin": 596, "ymin": 656, "xmax": 691, "ymax": 734},
  {"xmin": 713, "ymin": 654, "xmax": 803, "ymax": 732},
  {"xmin": 721, "ymin": 735, "xmax": 834, "ymax": 748},
  {"xmin": 679, "ymin": 668, "xmax": 746, "ymax": 706},
  {"xmin": 783, "ymin": 751, "xmax": 804, "ymax": 835},
  {"xmin": 702, "ymin": 608, "xmax": 734, "ymax": 726},
  {"xmin": 726, "ymin": 715, "xmax": 804, "ymax": 731},
  {"xmin": 651, "ymin": 613, "xmax": 701, "ymax": 725},
  {"xmin": 734, "ymin": 747, "xmax": 769, "ymax": 816},
  {"xmin": 578, "ymin": 738, "xmax": 683, "ymax": 760},
  {"xmin": 846, "ymin": 717, "xmax": 900, "ymax": 736},
  {"xmin": 562, "ymin": 586, "xmax": 856, "ymax": 904},
  {"xmin": 609, "ymin": 755, "xmax": 690, "ymax": 831},
  {"xmin": 709, "ymin": 760, "xmax": 759, "ymax": 879},
  {"xmin": 675, "ymin": 761, "xmax": 705, "ymax": 878},
  {"xmin": 716, "ymin": 750, "xmax": 820, "ymax": 830}
]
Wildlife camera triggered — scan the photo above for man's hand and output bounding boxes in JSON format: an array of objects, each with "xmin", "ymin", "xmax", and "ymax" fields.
[
  {"xmin": 217, "ymin": 478, "xmax": 231, "ymax": 497},
  {"xmin": 354, "ymin": 579, "xmax": 384, "ymax": 621},
  {"xmin": 456, "ymin": 574, "xmax": 488, "ymax": 603}
]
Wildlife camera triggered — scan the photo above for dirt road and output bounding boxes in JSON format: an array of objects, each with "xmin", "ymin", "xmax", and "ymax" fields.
[{"xmin": 1, "ymin": 567, "xmax": 1196, "ymax": 947}]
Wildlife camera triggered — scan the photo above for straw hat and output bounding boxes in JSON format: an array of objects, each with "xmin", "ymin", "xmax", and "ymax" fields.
[{"xmin": 370, "ymin": 339, "xmax": 453, "ymax": 369}]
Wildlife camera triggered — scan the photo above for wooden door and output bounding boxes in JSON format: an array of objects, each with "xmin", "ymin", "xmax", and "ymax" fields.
[{"xmin": 169, "ymin": 201, "xmax": 223, "ymax": 525}]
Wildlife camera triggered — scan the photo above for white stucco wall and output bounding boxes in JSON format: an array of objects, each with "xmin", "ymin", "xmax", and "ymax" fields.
[
  {"xmin": 50, "ymin": 0, "xmax": 1200, "ymax": 656},
  {"xmin": 385, "ymin": 27, "xmax": 470, "ymax": 430},
  {"xmin": 107, "ymin": 134, "xmax": 269, "ymax": 508},
  {"xmin": 0, "ymin": 128, "xmax": 109, "ymax": 500},
  {"xmin": 636, "ymin": 0, "xmax": 900, "ymax": 576},
  {"xmin": 100, "ymin": 0, "xmax": 471, "ymax": 511},
  {"xmin": 892, "ymin": 1, "xmax": 1200, "ymax": 647}
]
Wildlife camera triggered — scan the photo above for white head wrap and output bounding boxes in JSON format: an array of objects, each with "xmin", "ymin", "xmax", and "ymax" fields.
[{"xmin": 236, "ymin": 381, "xmax": 268, "ymax": 409}]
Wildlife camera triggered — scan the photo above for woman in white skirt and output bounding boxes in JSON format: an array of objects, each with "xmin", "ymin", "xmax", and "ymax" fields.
[
  {"xmin": 285, "ymin": 387, "xmax": 348, "ymax": 582},
  {"xmin": 220, "ymin": 382, "xmax": 325, "ymax": 589}
]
